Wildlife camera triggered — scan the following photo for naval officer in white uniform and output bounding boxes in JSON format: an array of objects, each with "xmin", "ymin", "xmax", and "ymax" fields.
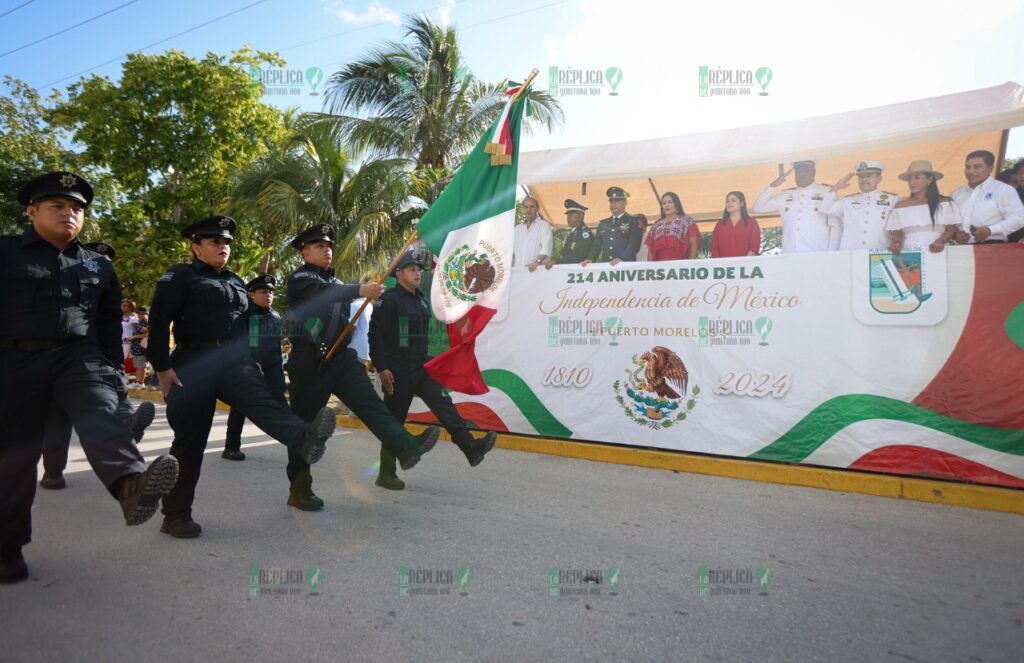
[
  {"xmin": 753, "ymin": 159, "xmax": 834, "ymax": 253},
  {"xmin": 820, "ymin": 161, "xmax": 898, "ymax": 251}
]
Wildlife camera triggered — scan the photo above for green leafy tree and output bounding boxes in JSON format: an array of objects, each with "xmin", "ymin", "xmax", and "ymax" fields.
[{"xmin": 317, "ymin": 14, "xmax": 563, "ymax": 171}]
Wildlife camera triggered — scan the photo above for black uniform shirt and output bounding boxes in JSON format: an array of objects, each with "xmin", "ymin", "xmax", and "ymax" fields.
[
  {"xmin": 148, "ymin": 260, "xmax": 250, "ymax": 372},
  {"xmin": 0, "ymin": 226, "xmax": 122, "ymax": 365},
  {"xmin": 285, "ymin": 263, "xmax": 360, "ymax": 350},
  {"xmin": 246, "ymin": 304, "xmax": 283, "ymax": 369},
  {"xmin": 367, "ymin": 284, "xmax": 433, "ymax": 373}
]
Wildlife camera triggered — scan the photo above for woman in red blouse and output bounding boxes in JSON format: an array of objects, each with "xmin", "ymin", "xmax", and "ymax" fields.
[
  {"xmin": 711, "ymin": 191, "xmax": 761, "ymax": 258},
  {"xmin": 644, "ymin": 191, "xmax": 702, "ymax": 261}
]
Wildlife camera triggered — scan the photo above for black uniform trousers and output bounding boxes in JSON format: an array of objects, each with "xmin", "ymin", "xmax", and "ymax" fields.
[
  {"xmin": 384, "ymin": 361, "xmax": 474, "ymax": 447},
  {"xmin": 161, "ymin": 344, "xmax": 309, "ymax": 521},
  {"xmin": 0, "ymin": 341, "xmax": 146, "ymax": 548},
  {"xmin": 286, "ymin": 346, "xmax": 416, "ymax": 482},
  {"xmin": 224, "ymin": 363, "xmax": 287, "ymax": 452},
  {"xmin": 42, "ymin": 392, "xmax": 136, "ymax": 476}
]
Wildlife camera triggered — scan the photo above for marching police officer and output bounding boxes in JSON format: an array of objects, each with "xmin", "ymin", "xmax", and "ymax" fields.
[
  {"xmin": 39, "ymin": 240, "xmax": 156, "ymax": 490},
  {"xmin": 285, "ymin": 224, "xmax": 440, "ymax": 510},
  {"xmin": 0, "ymin": 172, "xmax": 179, "ymax": 583},
  {"xmin": 547, "ymin": 199, "xmax": 596, "ymax": 267},
  {"xmin": 753, "ymin": 159, "xmax": 834, "ymax": 253},
  {"xmin": 582, "ymin": 187, "xmax": 646, "ymax": 265},
  {"xmin": 149, "ymin": 216, "xmax": 337, "ymax": 538},
  {"xmin": 820, "ymin": 161, "xmax": 898, "ymax": 251},
  {"xmin": 222, "ymin": 274, "xmax": 285, "ymax": 461},
  {"xmin": 367, "ymin": 250, "xmax": 497, "ymax": 490}
]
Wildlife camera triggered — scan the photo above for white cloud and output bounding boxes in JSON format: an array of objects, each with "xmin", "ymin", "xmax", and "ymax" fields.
[
  {"xmin": 436, "ymin": 0, "xmax": 456, "ymax": 27},
  {"xmin": 324, "ymin": 0, "xmax": 400, "ymax": 26}
]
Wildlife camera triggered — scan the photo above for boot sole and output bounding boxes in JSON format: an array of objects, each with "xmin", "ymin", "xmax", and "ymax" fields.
[
  {"xmin": 287, "ymin": 498, "xmax": 325, "ymax": 512},
  {"xmin": 467, "ymin": 431, "xmax": 498, "ymax": 467},
  {"xmin": 130, "ymin": 401, "xmax": 156, "ymax": 443},
  {"xmin": 301, "ymin": 408, "xmax": 336, "ymax": 465},
  {"xmin": 399, "ymin": 427, "xmax": 440, "ymax": 471},
  {"xmin": 124, "ymin": 455, "xmax": 180, "ymax": 526}
]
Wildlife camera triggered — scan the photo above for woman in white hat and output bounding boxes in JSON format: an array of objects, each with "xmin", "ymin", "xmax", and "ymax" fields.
[{"xmin": 886, "ymin": 160, "xmax": 961, "ymax": 253}]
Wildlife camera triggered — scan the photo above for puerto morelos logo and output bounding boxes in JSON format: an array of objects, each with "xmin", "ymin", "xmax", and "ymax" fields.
[
  {"xmin": 441, "ymin": 242, "xmax": 506, "ymax": 303},
  {"xmin": 869, "ymin": 251, "xmax": 932, "ymax": 314},
  {"xmin": 613, "ymin": 346, "xmax": 700, "ymax": 430}
]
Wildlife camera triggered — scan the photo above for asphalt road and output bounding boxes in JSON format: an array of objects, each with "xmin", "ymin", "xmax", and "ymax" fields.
[{"xmin": 2, "ymin": 401, "xmax": 1022, "ymax": 662}]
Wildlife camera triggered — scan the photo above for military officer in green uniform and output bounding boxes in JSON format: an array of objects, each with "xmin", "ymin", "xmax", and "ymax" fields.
[
  {"xmin": 582, "ymin": 186, "xmax": 647, "ymax": 266},
  {"xmin": 546, "ymin": 199, "xmax": 596, "ymax": 267}
]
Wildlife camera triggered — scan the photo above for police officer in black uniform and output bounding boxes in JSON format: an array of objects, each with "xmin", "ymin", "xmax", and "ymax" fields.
[
  {"xmin": 583, "ymin": 186, "xmax": 647, "ymax": 265},
  {"xmin": 368, "ymin": 250, "xmax": 497, "ymax": 490},
  {"xmin": 547, "ymin": 199, "xmax": 597, "ymax": 268},
  {"xmin": 222, "ymin": 274, "xmax": 285, "ymax": 461},
  {"xmin": 149, "ymin": 216, "xmax": 337, "ymax": 538},
  {"xmin": 0, "ymin": 172, "xmax": 179, "ymax": 583},
  {"xmin": 39, "ymin": 240, "xmax": 156, "ymax": 490},
  {"xmin": 284, "ymin": 224, "xmax": 440, "ymax": 510}
]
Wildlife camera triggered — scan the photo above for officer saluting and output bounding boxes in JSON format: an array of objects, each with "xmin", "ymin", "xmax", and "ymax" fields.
[
  {"xmin": 221, "ymin": 274, "xmax": 285, "ymax": 462},
  {"xmin": 368, "ymin": 250, "xmax": 497, "ymax": 490},
  {"xmin": 39, "ymin": 240, "xmax": 157, "ymax": 490},
  {"xmin": 820, "ymin": 161, "xmax": 898, "ymax": 251},
  {"xmin": 753, "ymin": 159, "xmax": 834, "ymax": 253},
  {"xmin": 547, "ymin": 199, "xmax": 596, "ymax": 268},
  {"xmin": 149, "ymin": 216, "xmax": 336, "ymax": 538},
  {"xmin": 284, "ymin": 225, "xmax": 440, "ymax": 510},
  {"xmin": 0, "ymin": 172, "xmax": 179, "ymax": 583},
  {"xmin": 582, "ymin": 187, "xmax": 646, "ymax": 266}
]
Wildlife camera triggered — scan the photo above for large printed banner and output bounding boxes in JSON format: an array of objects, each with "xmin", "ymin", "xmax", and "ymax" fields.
[{"xmin": 409, "ymin": 245, "xmax": 1024, "ymax": 489}]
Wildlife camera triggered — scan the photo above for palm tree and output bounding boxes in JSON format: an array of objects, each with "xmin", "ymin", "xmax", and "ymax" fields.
[
  {"xmin": 316, "ymin": 14, "xmax": 562, "ymax": 171},
  {"xmin": 229, "ymin": 119, "xmax": 422, "ymax": 280}
]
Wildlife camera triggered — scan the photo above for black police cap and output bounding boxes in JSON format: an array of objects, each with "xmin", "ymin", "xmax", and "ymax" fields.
[
  {"xmin": 18, "ymin": 171, "xmax": 94, "ymax": 207},
  {"xmin": 290, "ymin": 224, "xmax": 336, "ymax": 250},
  {"xmin": 181, "ymin": 215, "xmax": 236, "ymax": 242},
  {"xmin": 246, "ymin": 274, "xmax": 276, "ymax": 291},
  {"xmin": 84, "ymin": 241, "xmax": 116, "ymax": 260},
  {"xmin": 564, "ymin": 198, "xmax": 588, "ymax": 213},
  {"xmin": 394, "ymin": 249, "xmax": 427, "ymax": 272}
]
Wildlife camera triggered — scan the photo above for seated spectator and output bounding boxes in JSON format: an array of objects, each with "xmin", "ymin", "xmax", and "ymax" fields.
[
  {"xmin": 644, "ymin": 192, "xmax": 701, "ymax": 261},
  {"xmin": 886, "ymin": 161, "xmax": 960, "ymax": 253},
  {"xmin": 711, "ymin": 191, "xmax": 761, "ymax": 257}
]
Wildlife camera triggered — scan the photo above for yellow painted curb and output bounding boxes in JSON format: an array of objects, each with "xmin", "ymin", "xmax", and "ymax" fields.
[{"xmin": 127, "ymin": 389, "xmax": 1023, "ymax": 516}]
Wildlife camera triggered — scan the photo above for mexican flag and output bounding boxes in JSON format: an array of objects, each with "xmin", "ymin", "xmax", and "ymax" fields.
[{"xmin": 418, "ymin": 83, "xmax": 528, "ymax": 395}]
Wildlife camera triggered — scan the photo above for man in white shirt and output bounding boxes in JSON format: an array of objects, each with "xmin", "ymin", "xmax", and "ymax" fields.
[
  {"xmin": 820, "ymin": 161, "xmax": 898, "ymax": 251},
  {"xmin": 951, "ymin": 150, "xmax": 1024, "ymax": 244},
  {"xmin": 753, "ymin": 159, "xmax": 834, "ymax": 253},
  {"xmin": 512, "ymin": 196, "xmax": 553, "ymax": 271}
]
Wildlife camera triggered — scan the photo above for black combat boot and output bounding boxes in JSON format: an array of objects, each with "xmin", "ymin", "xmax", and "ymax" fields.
[
  {"xmin": 287, "ymin": 469, "xmax": 325, "ymax": 511},
  {"xmin": 113, "ymin": 455, "xmax": 180, "ymax": 526},
  {"xmin": 39, "ymin": 472, "xmax": 66, "ymax": 489},
  {"xmin": 160, "ymin": 518, "xmax": 202, "ymax": 538},
  {"xmin": 298, "ymin": 407, "xmax": 336, "ymax": 465},
  {"xmin": 397, "ymin": 425, "xmax": 440, "ymax": 470},
  {"xmin": 374, "ymin": 449, "xmax": 405, "ymax": 490},
  {"xmin": 0, "ymin": 546, "xmax": 28, "ymax": 584},
  {"xmin": 458, "ymin": 430, "xmax": 498, "ymax": 467},
  {"xmin": 126, "ymin": 400, "xmax": 156, "ymax": 443}
]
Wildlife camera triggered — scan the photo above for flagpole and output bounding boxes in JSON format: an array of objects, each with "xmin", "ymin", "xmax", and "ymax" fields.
[
  {"xmin": 322, "ymin": 68, "xmax": 538, "ymax": 366},
  {"xmin": 321, "ymin": 229, "xmax": 419, "ymax": 364}
]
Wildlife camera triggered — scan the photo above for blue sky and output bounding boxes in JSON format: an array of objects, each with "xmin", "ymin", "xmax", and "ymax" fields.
[{"xmin": 2, "ymin": 0, "xmax": 1023, "ymax": 160}]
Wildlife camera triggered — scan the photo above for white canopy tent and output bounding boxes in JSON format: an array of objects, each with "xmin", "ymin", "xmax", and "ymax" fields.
[{"xmin": 520, "ymin": 82, "xmax": 1024, "ymax": 230}]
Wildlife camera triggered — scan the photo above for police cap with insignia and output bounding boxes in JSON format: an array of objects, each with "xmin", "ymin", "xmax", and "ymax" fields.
[
  {"xmin": 84, "ymin": 241, "xmax": 116, "ymax": 260},
  {"xmin": 246, "ymin": 274, "xmax": 276, "ymax": 291},
  {"xmin": 564, "ymin": 198, "xmax": 588, "ymax": 214},
  {"xmin": 854, "ymin": 160, "xmax": 884, "ymax": 175},
  {"xmin": 290, "ymin": 224, "xmax": 336, "ymax": 249},
  {"xmin": 18, "ymin": 171, "xmax": 94, "ymax": 207},
  {"xmin": 606, "ymin": 186, "xmax": 629, "ymax": 201},
  {"xmin": 181, "ymin": 215, "xmax": 236, "ymax": 242},
  {"xmin": 394, "ymin": 249, "xmax": 426, "ymax": 272}
]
